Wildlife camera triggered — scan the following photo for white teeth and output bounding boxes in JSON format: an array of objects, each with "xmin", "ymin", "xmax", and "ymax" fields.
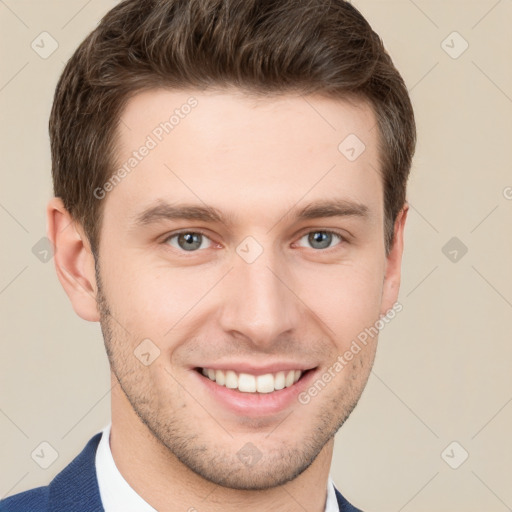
[
  {"xmin": 256, "ymin": 374, "xmax": 275, "ymax": 393},
  {"xmin": 285, "ymin": 370, "xmax": 295, "ymax": 387},
  {"xmin": 200, "ymin": 368, "xmax": 305, "ymax": 393},
  {"xmin": 274, "ymin": 371, "xmax": 285, "ymax": 390},
  {"xmin": 225, "ymin": 370, "xmax": 238, "ymax": 389},
  {"xmin": 215, "ymin": 369, "xmax": 225, "ymax": 386},
  {"xmin": 238, "ymin": 373, "xmax": 256, "ymax": 392}
]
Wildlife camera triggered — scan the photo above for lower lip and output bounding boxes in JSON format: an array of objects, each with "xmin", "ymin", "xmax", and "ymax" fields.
[{"xmin": 191, "ymin": 368, "xmax": 318, "ymax": 417}]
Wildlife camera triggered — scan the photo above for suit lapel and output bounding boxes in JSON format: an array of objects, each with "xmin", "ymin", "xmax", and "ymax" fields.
[
  {"xmin": 334, "ymin": 484, "xmax": 363, "ymax": 512},
  {"xmin": 47, "ymin": 432, "xmax": 104, "ymax": 512},
  {"xmin": 44, "ymin": 431, "xmax": 361, "ymax": 512}
]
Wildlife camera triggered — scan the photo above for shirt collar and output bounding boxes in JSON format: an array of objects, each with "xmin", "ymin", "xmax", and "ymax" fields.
[
  {"xmin": 95, "ymin": 423, "xmax": 339, "ymax": 511},
  {"xmin": 95, "ymin": 423, "xmax": 156, "ymax": 511}
]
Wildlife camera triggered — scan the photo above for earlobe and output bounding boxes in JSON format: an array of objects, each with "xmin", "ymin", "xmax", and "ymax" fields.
[
  {"xmin": 46, "ymin": 197, "xmax": 100, "ymax": 322},
  {"xmin": 380, "ymin": 203, "xmax": 409, "ymax": 316}
]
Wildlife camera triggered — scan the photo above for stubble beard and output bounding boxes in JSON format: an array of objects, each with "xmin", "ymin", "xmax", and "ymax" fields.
[{"xmin": 94, "ymin": 263, "xmax": 373, "ymax": 490}]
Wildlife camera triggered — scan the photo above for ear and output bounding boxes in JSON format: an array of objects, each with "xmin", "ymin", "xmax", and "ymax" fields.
[
  {"xmin": 46, "ymin": 197, "xmax": 100, "ymax": 322},
  {"xmin": 380, "ymin": 203, "xmax": 409, "ymax": 316}
]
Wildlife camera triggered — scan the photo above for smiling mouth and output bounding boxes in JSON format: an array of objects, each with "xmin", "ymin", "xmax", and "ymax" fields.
[{"xmin": 194, "ymin": 367, "xmax": 314, "ymax": 394}]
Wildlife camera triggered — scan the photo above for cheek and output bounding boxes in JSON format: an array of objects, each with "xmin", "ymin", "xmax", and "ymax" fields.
[
  {"xmin": 300, "ymin": 261, "xmax": 384, "ymax": 345},
  {"xmin": 102, "ymin": 244, "xmax": 385, "ymax": 349},
  {"xmin": 103, "ymin": 259, "xmax": 212, "ymax": 338}
]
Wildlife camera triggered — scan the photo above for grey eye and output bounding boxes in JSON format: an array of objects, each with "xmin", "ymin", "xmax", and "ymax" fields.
[
  {"xmin": 166, "ymin": 232, "xmax": 212, "ymax": 252},
  {"xmin": 298, "ymin": 231, "xmax": 342, "ymax": 250}
]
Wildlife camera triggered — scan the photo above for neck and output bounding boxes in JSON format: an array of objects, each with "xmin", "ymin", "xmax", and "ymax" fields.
[{"xmin": 109, "ymin": 374, "xmax": 334, "ymax": 512}]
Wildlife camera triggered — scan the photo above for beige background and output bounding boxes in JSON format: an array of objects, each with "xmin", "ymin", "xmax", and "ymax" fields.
[{"xmin": 1, "ymin": 1, "xmax": 511, "ymax": 510}]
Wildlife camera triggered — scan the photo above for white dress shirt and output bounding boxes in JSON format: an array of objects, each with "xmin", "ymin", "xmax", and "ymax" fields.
[{"xmin": 95, "ymin": 423, "xmax": 339, "ymax": 511}]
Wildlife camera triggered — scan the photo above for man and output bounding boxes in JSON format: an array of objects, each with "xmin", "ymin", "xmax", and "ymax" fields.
[{"xmin": 1, "ymin": 0, "xmax": 415, "ymax": 510}]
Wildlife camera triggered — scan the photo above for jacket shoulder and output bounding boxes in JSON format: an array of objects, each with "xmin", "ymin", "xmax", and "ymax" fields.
[
  {"xmin": 334, "ymin": 486, "xmax": 364, "ymax": 512},
  {"xmin": 0, "ymin": 486, "xmax": 49, "ymax": 512},
  {"xmin": 1, "ymin": 431, "xmax": 103, "ymax": 512}
]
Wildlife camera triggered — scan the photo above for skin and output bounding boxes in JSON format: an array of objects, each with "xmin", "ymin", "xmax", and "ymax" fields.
[{"xmin": 47, "ymin": 88, "xmax": 408, "ymax": 512}]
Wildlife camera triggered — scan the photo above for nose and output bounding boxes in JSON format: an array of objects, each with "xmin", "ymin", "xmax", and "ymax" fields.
[{"xmin": 217, "ymin": 246, "xmax": 301, "ymax": 349}]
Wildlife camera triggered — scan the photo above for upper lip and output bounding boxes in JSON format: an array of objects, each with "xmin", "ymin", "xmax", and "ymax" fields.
[{"xmin": 194, "ymin": 362, "xmax": 318, "ymax": 376}]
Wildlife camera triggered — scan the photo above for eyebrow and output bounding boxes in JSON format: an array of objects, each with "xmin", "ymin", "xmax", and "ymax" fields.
[{"xmin": 130, "ymin": 198, "xmax": 369, "ymax": 228}]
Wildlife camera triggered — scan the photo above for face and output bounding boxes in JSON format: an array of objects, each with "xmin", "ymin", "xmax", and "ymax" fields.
[{"xmin": 93, "ymin": 88, "xmax": 404, "ymax": 490}]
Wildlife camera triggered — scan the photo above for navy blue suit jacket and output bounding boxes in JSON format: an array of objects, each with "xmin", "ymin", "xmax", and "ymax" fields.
[{"xmin": 1, "ymin": 432, "xmax": 362, "ymax": 511}]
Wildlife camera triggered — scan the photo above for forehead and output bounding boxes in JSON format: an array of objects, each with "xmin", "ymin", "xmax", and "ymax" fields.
[{"xmin": 106, "ymin": 88, "xmax": 382, "ymax": 229}]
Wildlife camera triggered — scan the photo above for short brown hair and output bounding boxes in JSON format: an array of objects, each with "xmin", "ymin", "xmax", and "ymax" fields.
[{"xmin": 50, "ymin": 0, "xmax": 416, "ymax": 257}]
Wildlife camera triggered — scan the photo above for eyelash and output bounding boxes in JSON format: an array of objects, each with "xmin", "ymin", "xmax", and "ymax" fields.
[{"xmin": 162, "ymin": 229, "xmax": 347, "ymax": 254}]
